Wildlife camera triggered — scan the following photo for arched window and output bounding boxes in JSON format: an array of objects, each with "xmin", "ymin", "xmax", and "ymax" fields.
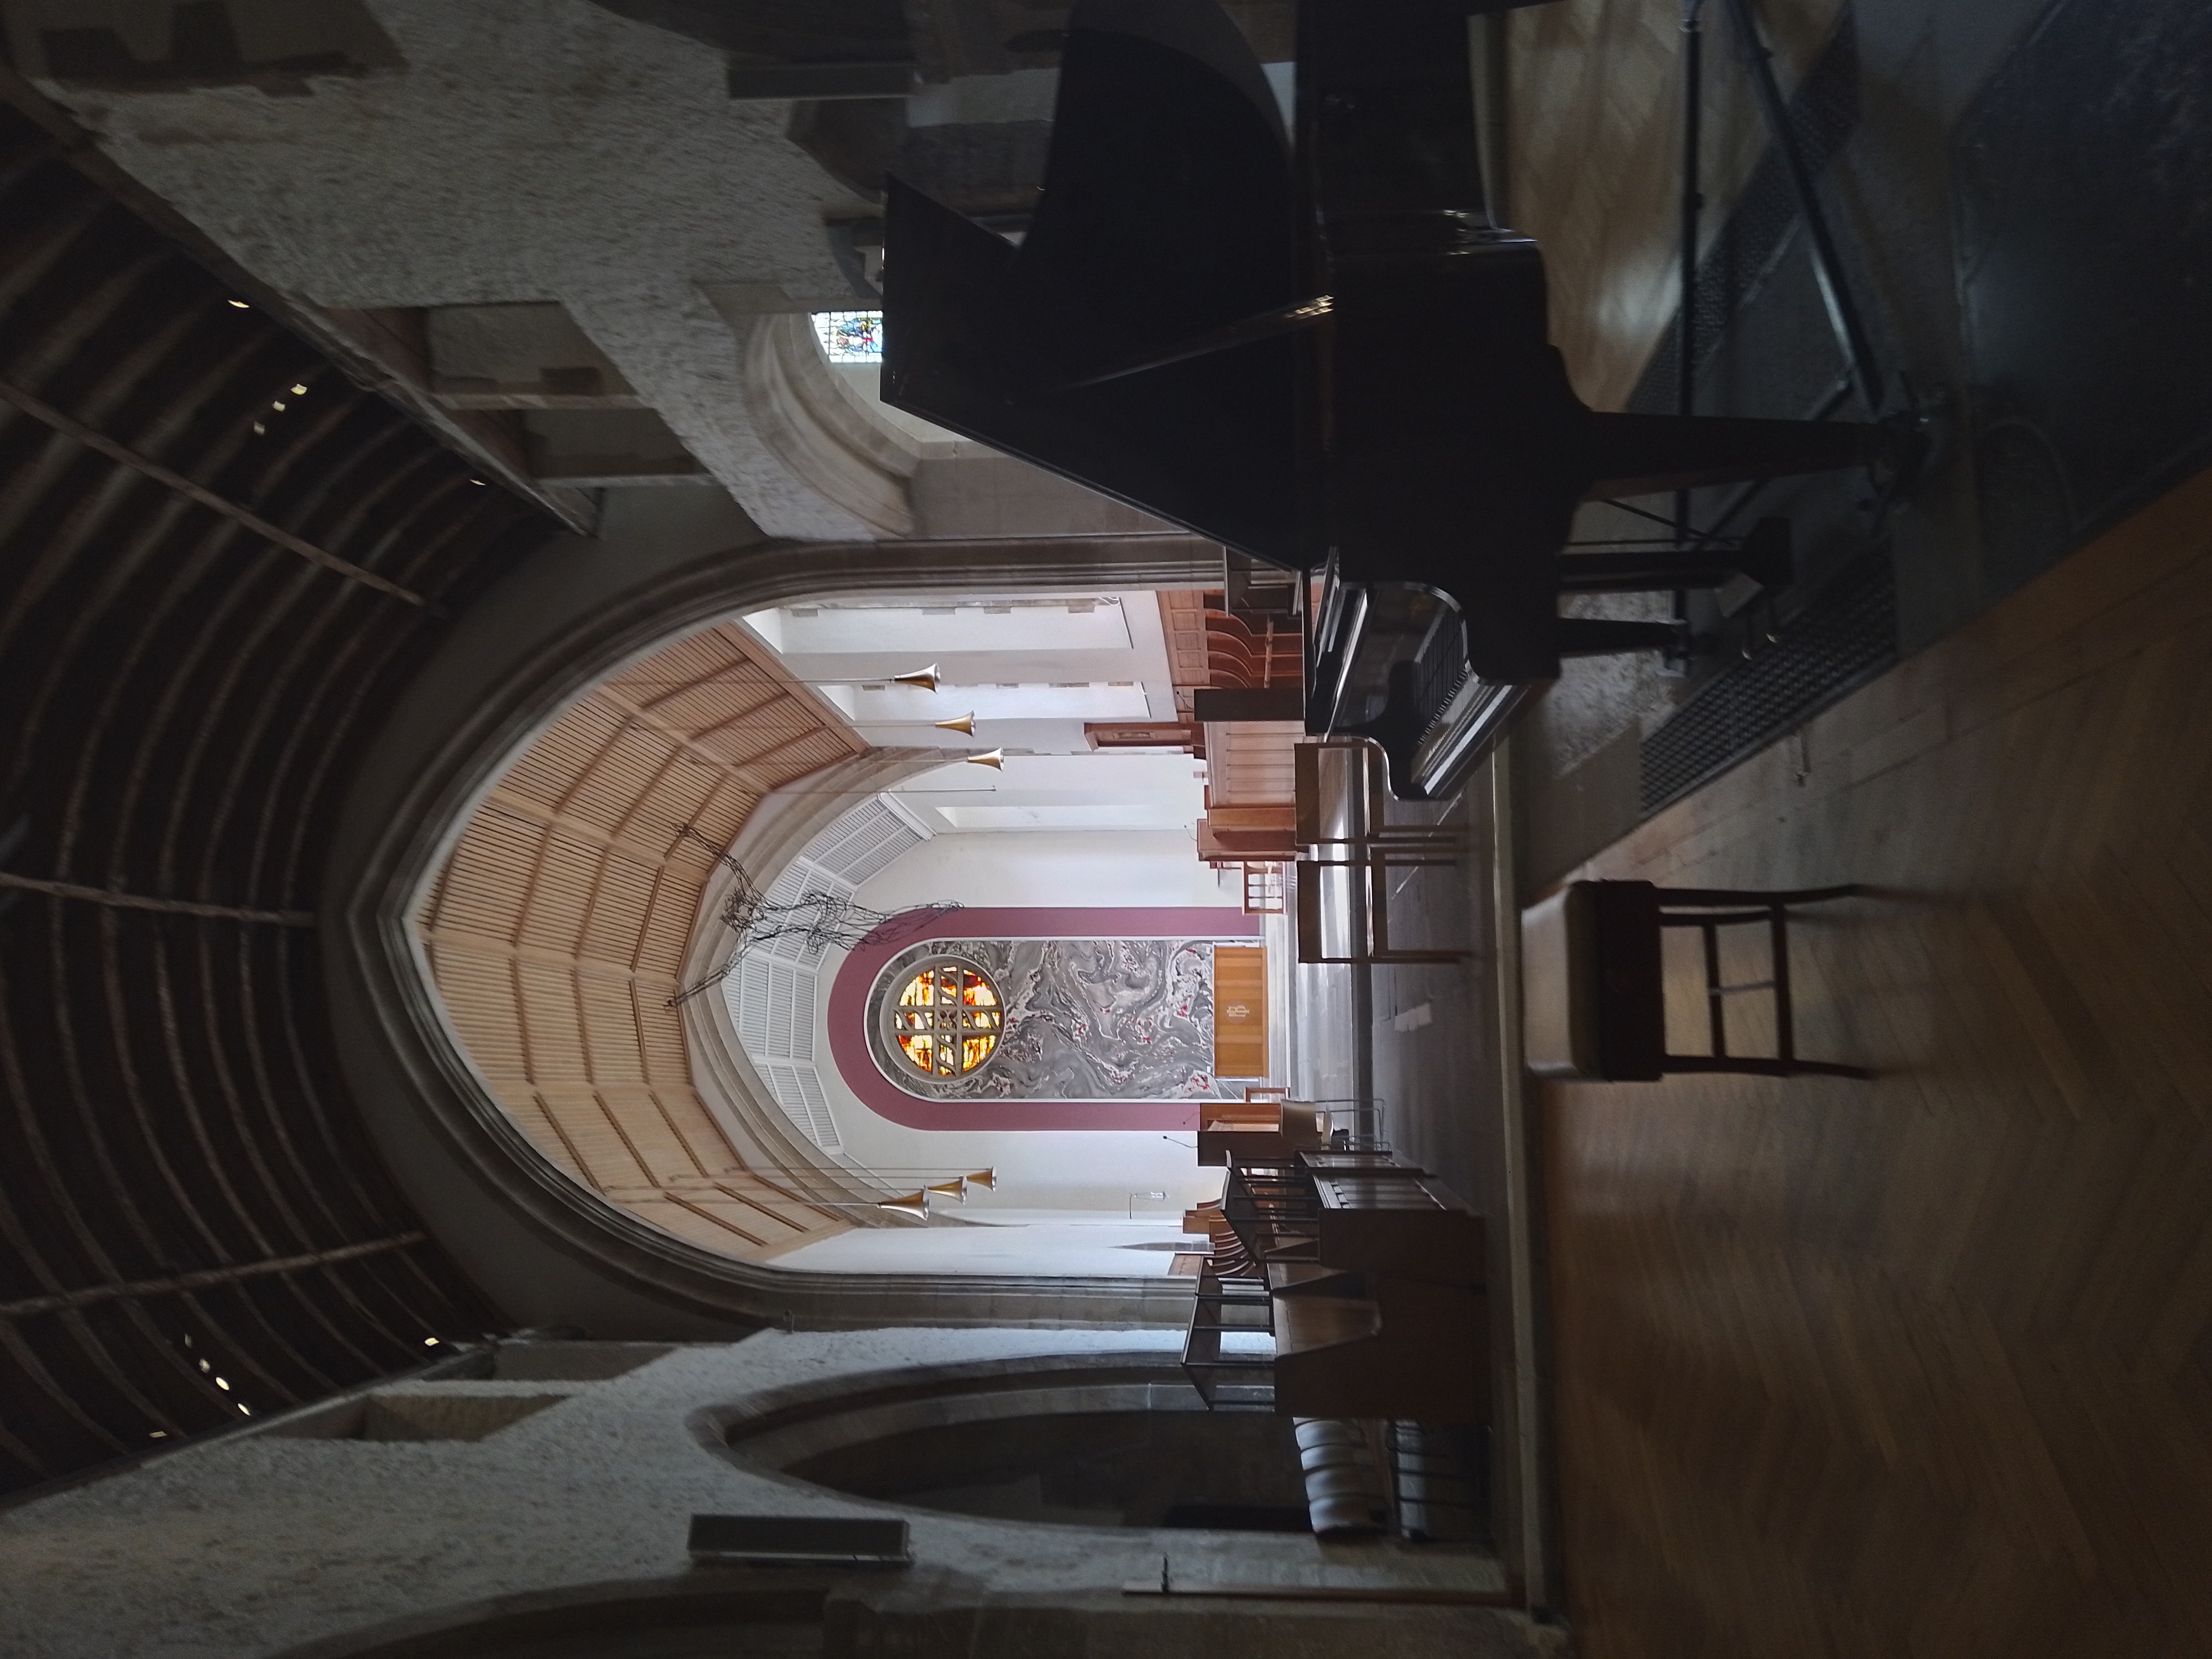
[
  {"xmin": 887, "ymin": 959, "xmax": 1001, "ymax": 1078},
  {"xmin": 812, "ymin": 310, "xmax": 884, "ymax": 362}
]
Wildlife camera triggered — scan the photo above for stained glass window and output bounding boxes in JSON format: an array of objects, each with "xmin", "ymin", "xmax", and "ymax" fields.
[
  {"xmin": 890, "ymin": 961, "xmax": 1000, "ymax": 1078},
  {"xmin": 813, "ymin": 310, "xmax": 884, "ymax": 363}
]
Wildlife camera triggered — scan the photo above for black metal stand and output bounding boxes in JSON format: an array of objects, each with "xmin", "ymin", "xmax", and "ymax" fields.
[
  {"xmin": 1561, "ymin": 517, "xmax": 1793, "ymax": 593},
  {"xmin": 1656, "ymin": 883, "xmax": 1872, "ymax": 1079},
  {"xmin": 1720, "ymin": 0, "xmax": 1885, "ymax": 418},
  {"xmin": 1676, "ymin": 0, "xmax": 1706, "ymax": 588}
]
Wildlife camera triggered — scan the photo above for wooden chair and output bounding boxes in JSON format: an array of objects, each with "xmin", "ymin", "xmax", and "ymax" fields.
[
  {"xmin": 1293, "ymin": 738, "xmax": 1460, "ymax": 863},
  {"xmin": 1241, "ymin": 862, "xmax": 1286, "ymax": 913},
  {"xmin": 1522, "ymin": 878, "xmax": 1871, "ymax": 1081},
  {"xmin": 1181, "ymin": 1260, "xmax": 1276, "ymax": 1407},
  {"xmin": 1187, "ymin": 1204, "xmax": 1263, "ymax": 1280}
]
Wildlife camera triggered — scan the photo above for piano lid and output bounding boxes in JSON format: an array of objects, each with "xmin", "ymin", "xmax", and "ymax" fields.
[{"xmin": 883, "ymin": 0, "xmax": 1302, "ymax": 562}]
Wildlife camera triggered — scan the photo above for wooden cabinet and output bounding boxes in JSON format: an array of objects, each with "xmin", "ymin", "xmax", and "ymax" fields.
[
  {"xmin": 1269, "ymin": 1164, "xmax": 1488, "ymax": 1423},
  {"xmin": 1306, "ymin": 1167, "xmax": 1484, "ymax": 1284},
  {"xmin": 1211, "ymin": 943, "xmax": 1269, "ymax": 1079},
  {"xmin": 1184, "ymin": 1150, "xmax": 1490, "ymax": 1425},
  {"xmin": 1272, "ymin": 1269, "xmax": 1488, "ymax": 1425}
]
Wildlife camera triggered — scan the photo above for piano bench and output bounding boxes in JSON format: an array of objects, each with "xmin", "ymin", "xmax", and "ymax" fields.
[{"xmin": 1522, "ymin": 879, "xmax": 1873, "ymax": 1081}]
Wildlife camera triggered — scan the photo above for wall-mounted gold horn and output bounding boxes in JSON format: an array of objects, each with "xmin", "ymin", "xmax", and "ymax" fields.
[
  {"xmin": 876, "ymin": 1190, "xmax": 930, "ymax": 1219},
  {"xmin": 933, "ymin": 712, "xmax": 976, "ymax": 735},
  {"xmin": 965, "ymin": 1168, "xmax": 998, "ymax": 1190},
  {"xmin": 893, "ymin": 665, "xmax": 940, "ymax": 692},
  {"xmin": 926, "ymin": 1178, "xmax": 969, "ymax": 1203},
  {"xmin": 965, "ymin": 748, "xmax": 1005, "ymax": 769}
]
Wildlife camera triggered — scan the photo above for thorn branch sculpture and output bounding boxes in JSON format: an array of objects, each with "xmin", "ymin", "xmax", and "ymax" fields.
[{"xmin": 666, "ymin": 825, "xmax": 961, "ymax": 1006}]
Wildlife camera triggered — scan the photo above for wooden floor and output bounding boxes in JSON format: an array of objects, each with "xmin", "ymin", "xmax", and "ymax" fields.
[{"xmin": 1540, "ymin": 463, "xmax": 2212, "ymax": 1657}]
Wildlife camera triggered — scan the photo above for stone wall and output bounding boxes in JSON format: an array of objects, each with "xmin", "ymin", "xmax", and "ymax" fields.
[{"xmin": 0, "ymin": 1329, "xmax": 1550, "ymax": 1659}]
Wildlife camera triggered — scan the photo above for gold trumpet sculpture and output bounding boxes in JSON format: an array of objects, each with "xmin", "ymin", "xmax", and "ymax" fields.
[
  {"xmin": 796, "ymin": 1170, "xmax": 995, "ymax": 1223},
  {"xmin": 893, "ymin": 665, "xmax": 940, "ymax": 692},
  {"xmin": 933, "ymin": 712, "xmax": 977, "ymax": 735},
  {"xmin": 965, "ymin": 748, "xmax": 1005, "ymax": 769},
  {"xmin": 923, "ymin": 1168, "xmax": 996, "ymax": 1203},
  {"xmin": 742, "ymin": 1166, "xmax": 995, "ymax": 1186}
]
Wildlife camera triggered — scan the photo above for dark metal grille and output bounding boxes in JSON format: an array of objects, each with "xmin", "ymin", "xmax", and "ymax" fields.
[{"xmin": 1640, "ymin": 545, "xmax": 1897, "ymax": 813}]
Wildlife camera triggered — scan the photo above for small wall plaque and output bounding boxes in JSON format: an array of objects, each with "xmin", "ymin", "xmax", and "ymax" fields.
[{"xmin": 686, "ymin": 1514, "xmax": 910, "ymax": 1568}]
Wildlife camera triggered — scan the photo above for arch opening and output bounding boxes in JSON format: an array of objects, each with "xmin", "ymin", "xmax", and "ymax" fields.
[{"xmin": 716, "ymin": 1360, "xmax": 1308, "ymax": 1532}]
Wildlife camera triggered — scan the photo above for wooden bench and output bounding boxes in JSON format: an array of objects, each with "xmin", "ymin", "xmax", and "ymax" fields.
[
  {"xmin": 1181, "ymin": 1149, "xmax": 1489, "ymax": 1426},
  {"xmin": 1522, "ymin": 878, "xmax": 1872, "ymax": 1081}
]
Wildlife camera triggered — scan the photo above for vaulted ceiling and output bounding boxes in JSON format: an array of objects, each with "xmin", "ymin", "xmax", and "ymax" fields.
[{"xmin": 0, "ymin": 102, "xmax": 550, "ymax": 1495}]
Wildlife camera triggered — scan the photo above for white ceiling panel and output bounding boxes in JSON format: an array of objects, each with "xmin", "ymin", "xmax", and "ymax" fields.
[
  {"xmin": 820, "ymin": 681, "xmax": 1151, "ymax": 722},
  {"xmin": 745, "ymin": 597, "xmax": 1133, "ymax": 656},
  {"xmin": 934, "ymin": 804, "xmax": 1195, "ymax": 831}
]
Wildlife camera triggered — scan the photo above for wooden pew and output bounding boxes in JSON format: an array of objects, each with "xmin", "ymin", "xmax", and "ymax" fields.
[{"xmin": 1196, "ymin": 1099, "xmax": 1330, "ymax": 1167}]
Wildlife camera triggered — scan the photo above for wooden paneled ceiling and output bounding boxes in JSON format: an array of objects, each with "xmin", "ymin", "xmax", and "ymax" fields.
[{"xmin": 418, "ymin": 622, "xmax": 869, "ymax": 1260}]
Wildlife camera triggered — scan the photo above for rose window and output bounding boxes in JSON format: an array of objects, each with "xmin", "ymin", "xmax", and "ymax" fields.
[{"xmin": 888, "ymin": 960, "xmax": 1001, "ymax": 1078}]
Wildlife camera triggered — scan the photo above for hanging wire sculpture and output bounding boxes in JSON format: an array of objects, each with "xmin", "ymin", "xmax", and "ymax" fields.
[{"xmin": 666, "ymin": 825, "xmax": 961, "ymax": 1006}]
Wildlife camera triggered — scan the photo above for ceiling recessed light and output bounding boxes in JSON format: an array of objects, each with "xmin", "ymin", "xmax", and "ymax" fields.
[{"xmin": 226, "ymin": 299, "xmax": 249, "ymax": 309}]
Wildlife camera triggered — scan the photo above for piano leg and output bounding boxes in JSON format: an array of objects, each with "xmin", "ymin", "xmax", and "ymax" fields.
[
  {"xmin": 1557, "ymin": 516, "xmax": 1794, "ymax": 593},
  {"xmin": 1579, "ymin": 410, "xmax": 1877, "ymax": 500},
  {"xmin": 1555, "ymin": 618, "xmax": 1691, "ymax": 658}
]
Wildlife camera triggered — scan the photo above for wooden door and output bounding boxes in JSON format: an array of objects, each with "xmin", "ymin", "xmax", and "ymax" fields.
[{"xmin": 1212, "ymin": 945, "xmax": 1269, "ymax": 1079}]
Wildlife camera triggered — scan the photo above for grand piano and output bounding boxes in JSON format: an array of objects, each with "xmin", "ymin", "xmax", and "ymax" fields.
[{"xmin": 883, "ymin": 0, "xmax": 1884, "ymax": 798}]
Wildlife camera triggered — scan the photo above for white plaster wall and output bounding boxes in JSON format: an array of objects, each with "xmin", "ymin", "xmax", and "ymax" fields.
[
  {"xmin": 773, "ymin": 1212, "xmax": 1206, "ymax": 1276},
  {"xmin": 888, "ymin": 754, "xmax": 1213, "ymax": 833},
  {"xmin": 740, "ymin": 587, "xmax": 1181, "ymax": 757},
  {"xmin": 855, "ymin": 826, "xmax": 1227, "ymax": 910}
]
